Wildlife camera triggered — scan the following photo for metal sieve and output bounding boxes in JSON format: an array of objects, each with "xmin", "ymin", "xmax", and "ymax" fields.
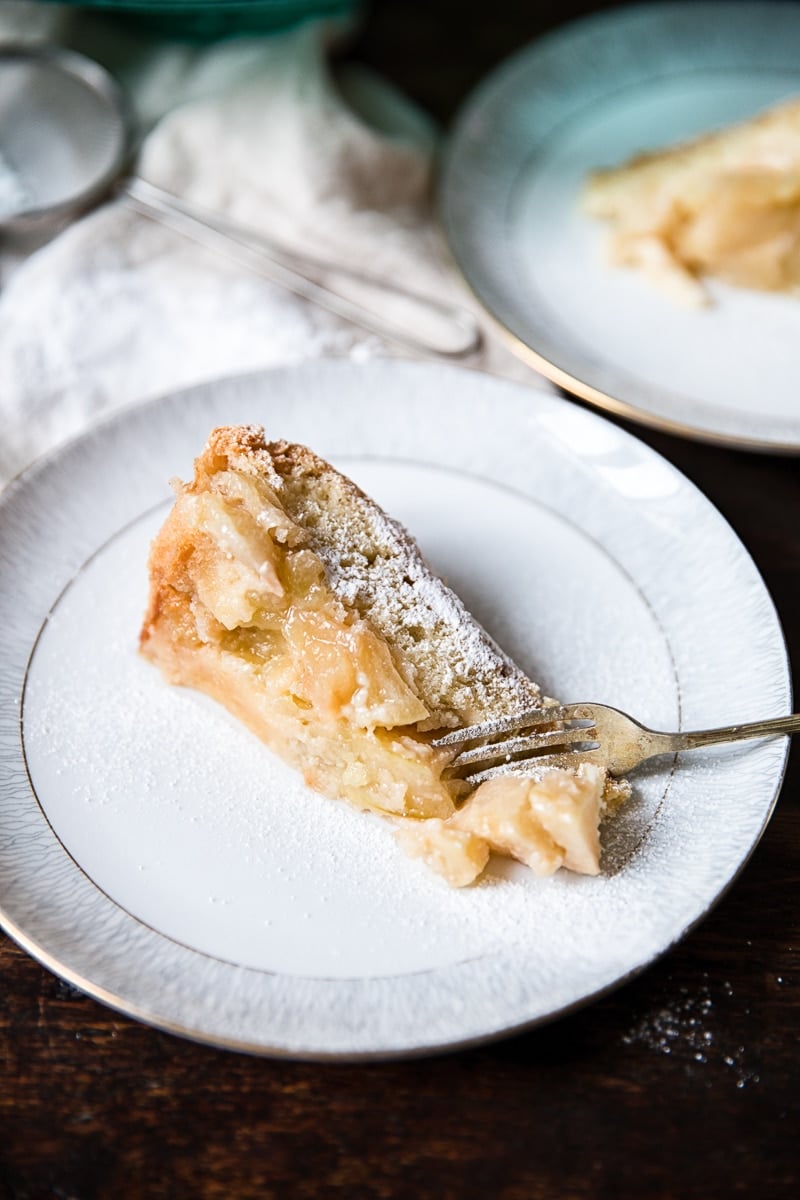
[
  {"xmin": 0, "ymin": 44, "xmax": 129, "ymax": 226},
  {"xmin": 0, "ymin": 44, "xmax": 481, "ymax": 358}
]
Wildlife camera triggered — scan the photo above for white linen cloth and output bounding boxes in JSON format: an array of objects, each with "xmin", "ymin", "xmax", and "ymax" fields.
[{"xmin": 0, "ymin": 1, "xmax": 546, "ymax": 487}]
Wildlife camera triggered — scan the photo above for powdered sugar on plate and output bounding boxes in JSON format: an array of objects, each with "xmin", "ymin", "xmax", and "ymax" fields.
[{"xmin": 23, "ymin": 498, "xmax": 663, "ymax": 980}]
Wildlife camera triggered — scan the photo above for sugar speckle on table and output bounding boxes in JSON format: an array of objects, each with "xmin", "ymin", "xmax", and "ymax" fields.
[{"xmin": 622, "ymin": 974, "xmax": 761, "ymax": 1088}]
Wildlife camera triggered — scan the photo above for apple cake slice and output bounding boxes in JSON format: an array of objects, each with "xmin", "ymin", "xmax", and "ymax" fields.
[
  {"xmin": 582, "ymin": 96, "xmax": 800, "ymax": 306},
  {"xmin": 140, "ymin": 426, "xmax": 624, "ymax": 886}
]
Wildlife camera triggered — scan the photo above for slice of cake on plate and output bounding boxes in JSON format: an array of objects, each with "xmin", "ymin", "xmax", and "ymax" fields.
[
  {"xmin": 140, "ymin": 425, "xmax": 627, "ymax": 886},
  {"xmin": 582, "ymin": 96, "xmax": 800, "ymax": 306}
]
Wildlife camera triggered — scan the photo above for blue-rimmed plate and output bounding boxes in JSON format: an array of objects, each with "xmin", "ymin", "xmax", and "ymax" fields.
[{"xmin": 441, "ymin": 2, "xmax": 800, "ymax": 452}]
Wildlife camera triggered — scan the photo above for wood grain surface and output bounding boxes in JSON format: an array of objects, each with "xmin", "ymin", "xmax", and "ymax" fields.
[{"xmin": 2, "ymin": 3, "xmax": 798, "ymax": 1197}]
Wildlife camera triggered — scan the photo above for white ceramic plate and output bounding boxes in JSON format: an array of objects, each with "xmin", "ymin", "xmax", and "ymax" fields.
[
  {"xmin": 441, "ymin": 2, "xmax": 800, "ymax": 452},
  {"xmin": 0, "ymin": 360, "xmax": 791, "ymax": 1058}
]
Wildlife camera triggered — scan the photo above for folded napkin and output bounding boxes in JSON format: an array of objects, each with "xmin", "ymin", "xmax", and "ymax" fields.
[{"xmin": 0, "ymin": 2, "xmax": 546, "ymax": 487}]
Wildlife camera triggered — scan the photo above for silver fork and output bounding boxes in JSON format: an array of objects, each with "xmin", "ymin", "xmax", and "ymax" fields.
[{"xmin": 432, "ymin": 703, "xmax": 800, "ymax": 786}]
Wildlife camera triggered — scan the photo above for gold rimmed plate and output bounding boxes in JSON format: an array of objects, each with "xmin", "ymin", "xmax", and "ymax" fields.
[
  {"xmin": 440, "ymin": 2, "xmax": 800, "ymax": 452},
  {"xmin": 0, "ymin": 361, "xmax": 791, "ymax": 1058}
]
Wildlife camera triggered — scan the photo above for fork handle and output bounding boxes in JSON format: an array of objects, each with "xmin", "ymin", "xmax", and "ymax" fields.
[{"xmin": 660, "ymin": 712, "xmax": 800, "ymax": 755}]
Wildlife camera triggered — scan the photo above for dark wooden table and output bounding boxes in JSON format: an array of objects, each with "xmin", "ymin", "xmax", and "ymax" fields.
[{"xmin": 2, "ymin": 3, "xmax": 798, "ymax": 1197}]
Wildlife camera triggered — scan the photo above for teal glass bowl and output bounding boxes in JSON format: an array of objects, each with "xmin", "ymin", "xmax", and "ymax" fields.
[{"xmin": 36, "ymin": 1, "xmax": 361, "ymax": 38}]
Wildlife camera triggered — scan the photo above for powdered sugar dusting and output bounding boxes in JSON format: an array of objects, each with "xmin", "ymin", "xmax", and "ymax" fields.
[
  {"xmin": 261, "ymin": 436, "xmax": 541, "ymax": 729},
  {"xmin": 622, "ymin": 974, "xmax": 761, "ymax": 1089}
]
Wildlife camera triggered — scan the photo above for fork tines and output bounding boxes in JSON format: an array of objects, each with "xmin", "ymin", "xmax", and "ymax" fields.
[
  {"xmin": 446, "ymin": 723, "xmax": 595, "ymax": 767},
  {"xmin": 431, "ymin": 704, "xmax": 576, "ymax": 747},
  {"xmin": 432, "ymin": 704, "xmax": 599, "ymax": 782}
]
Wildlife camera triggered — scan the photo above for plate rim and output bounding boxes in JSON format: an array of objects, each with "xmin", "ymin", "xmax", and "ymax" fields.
[
  {"xmin": 0, "ymin": 359, "xmax": 792, "ymax": 1058},
  {"xmin": 439, "ymin": 0, "xmax": 800, "ymax": 455}
]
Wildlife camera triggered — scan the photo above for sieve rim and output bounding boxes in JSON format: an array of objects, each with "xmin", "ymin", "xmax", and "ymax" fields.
[{"xmin": 0, "ymin": 42, "xmax": 132, "ymax": 230}]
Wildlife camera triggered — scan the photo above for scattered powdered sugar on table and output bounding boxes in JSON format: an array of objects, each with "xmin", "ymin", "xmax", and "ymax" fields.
[{"xmin": 622, "ymin": 973, "xmax": 761, "ymax": 1089}]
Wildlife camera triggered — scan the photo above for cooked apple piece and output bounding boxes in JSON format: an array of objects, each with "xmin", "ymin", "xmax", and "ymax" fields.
[{"xmin": 395, "ymin": 819, "xmax": 491, "ymax": 888}]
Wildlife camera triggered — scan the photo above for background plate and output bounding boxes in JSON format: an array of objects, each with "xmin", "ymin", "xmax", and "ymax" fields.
[
  {"xmin": 0, "ymin": 360, "xmax": 791, "ymax": 1057},
  {"xmin": 441, "ymin": 2, "xmax": 800, "ymax": 452}
]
